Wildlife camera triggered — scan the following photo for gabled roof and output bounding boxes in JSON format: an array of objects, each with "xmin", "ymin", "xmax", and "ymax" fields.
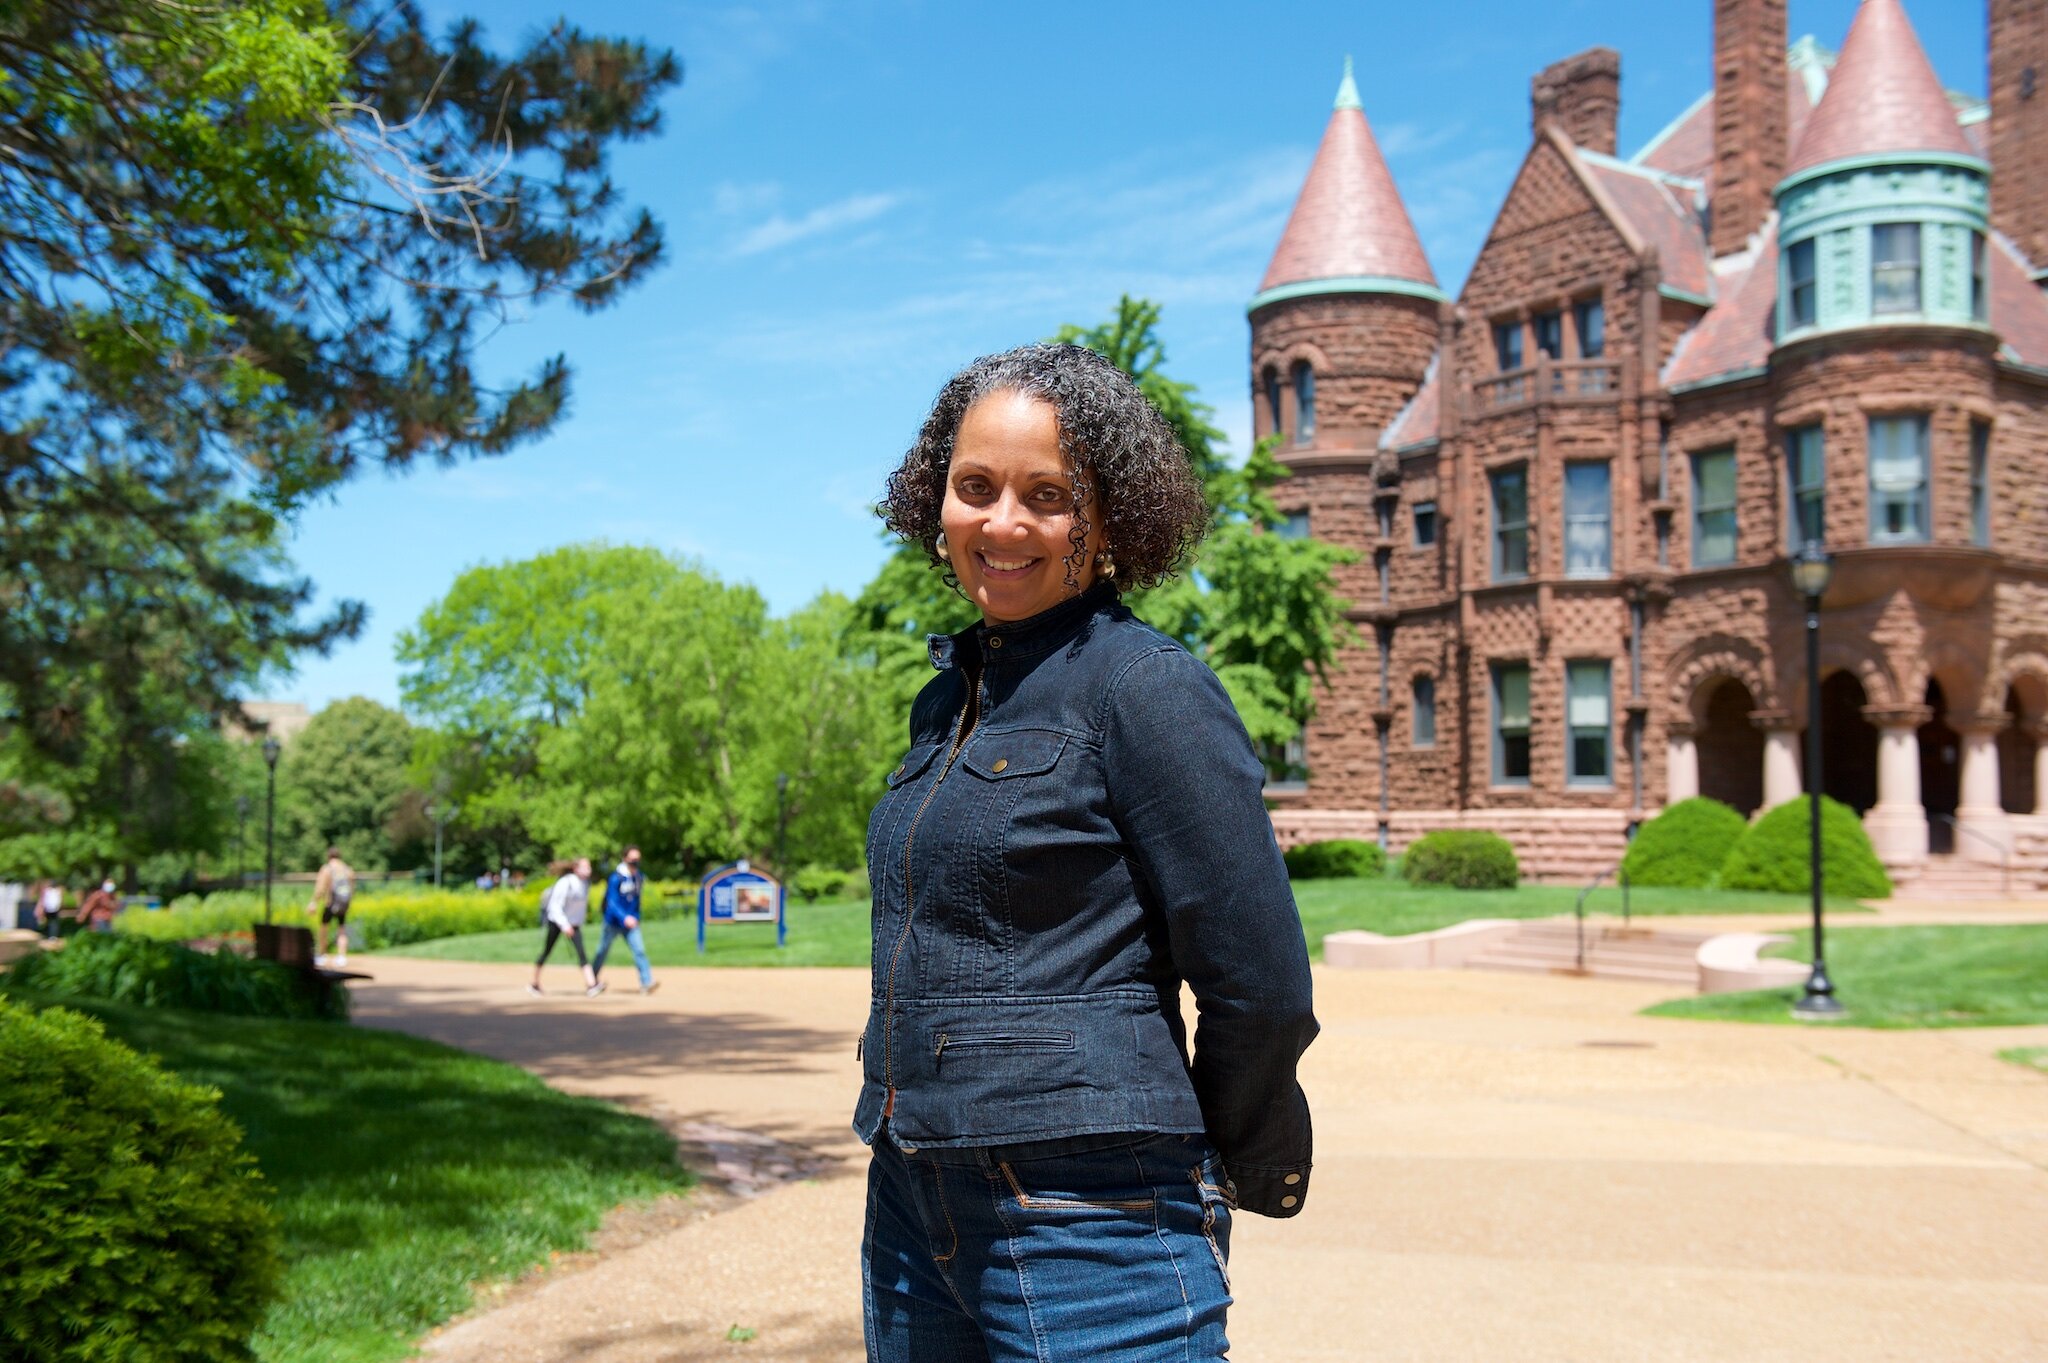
[
  {"xmin": 1256, "ymin": 60, "xmax": 1439, "ymax": 303},
  {"xmin": 1380, "ymin": 356, "xmax": 1440, "ymax": 451},
  {"xmin": 1989, "ymin": 233, "xmax": 2048, "ymax": 369},
  {"xmin": 1784, "ymin": 0, "xmax": 1979, "ymax": 180},
  {"xmin": 1577, "ymin": 151, "xmax": 1713, "ymax": 302},
  {"xmin": 1662, "ymin": 223, "xmax": 1780, "ymax": 391}
]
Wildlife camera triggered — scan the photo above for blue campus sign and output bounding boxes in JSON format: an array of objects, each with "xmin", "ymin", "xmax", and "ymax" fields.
[{"xmin": 697, "ymin": 859, "xmax": 785, "ymax": 952}]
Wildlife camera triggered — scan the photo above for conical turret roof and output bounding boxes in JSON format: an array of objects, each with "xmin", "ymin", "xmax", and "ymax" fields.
[
  {"xmin": 1256, "ymin": 59, "xmax": 1439, "ymax": 302},
  {"xmin": 1784, "ymin": 0, "xmax": 1976, "ymax": 180}
]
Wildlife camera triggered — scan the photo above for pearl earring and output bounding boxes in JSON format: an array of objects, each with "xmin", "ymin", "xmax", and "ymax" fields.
[{"xmin": 935, "ymin": 532, "xmax": 951, "ymax": 562}]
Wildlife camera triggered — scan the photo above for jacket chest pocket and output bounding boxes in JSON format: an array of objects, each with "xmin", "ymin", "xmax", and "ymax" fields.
[{"xmin": 960, "ymin": 729, "xmax": 1067, "ymax": 784}]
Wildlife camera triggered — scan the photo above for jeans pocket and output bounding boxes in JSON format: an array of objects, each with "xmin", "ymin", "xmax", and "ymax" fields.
[{"xmin": 998, "ymin": 1148, "xmax": 1157, "ymax": 1213}]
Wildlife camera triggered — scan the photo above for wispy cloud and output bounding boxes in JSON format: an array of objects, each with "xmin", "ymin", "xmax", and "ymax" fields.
[{"xmin": 730, "ymin": 191, "xmax": 904, "ymax": 257}]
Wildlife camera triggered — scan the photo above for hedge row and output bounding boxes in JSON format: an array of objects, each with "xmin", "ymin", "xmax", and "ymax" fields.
[
  {"xmin": 5, "ymin": 933, "xmax": 348, "ymax": 1022},
  {"xmin": 1620, "ymin": 794, "xmax": 1892, "ymax": 898},
  {"xmin": 1401, "ymin": 830, "xmax": 1520, "ymax": 889},
  {"xmin": 0, "ymin": 999, "xmax": 282, "ymax": 1362},
  {"xmin": 1621, "ymin": 797, "xmax": 1751, "ymax": 888},
  {"xmin": 117, "ymin": 888, "xmax": 545, "ymax": 952},
  {"xmin": 1283, "ymin": 839, "xmax": 1386, "ymax": 880}
]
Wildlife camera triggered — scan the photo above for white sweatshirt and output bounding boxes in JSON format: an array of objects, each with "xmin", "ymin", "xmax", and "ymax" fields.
[{"xmin": 544, "ymin": 873, "xmax": 589, "ymax": 930}]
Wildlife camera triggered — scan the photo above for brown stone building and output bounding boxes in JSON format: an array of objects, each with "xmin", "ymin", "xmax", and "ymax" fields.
[{"xmin": 1254, "ymin": 0, "xmax": 2048, "ymax": 891}]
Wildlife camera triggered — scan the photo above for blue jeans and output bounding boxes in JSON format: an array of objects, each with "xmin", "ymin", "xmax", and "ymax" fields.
[
  {"xmin": 592, "ymin": 921, "xmax": 651, "ymax": 988},
  {"xmin": 863, "ymin": 1130, "xmax": 1233, "ymax": 1362}
]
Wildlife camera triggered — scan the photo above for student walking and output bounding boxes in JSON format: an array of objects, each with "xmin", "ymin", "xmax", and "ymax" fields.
[
  {"xmin": 307, "ymin": 848, "xmax": 356, "ymax": 966},
  {"xmin": 530, "ymin": 858, "xmax": 603, "ymax": 998},
  {"xmin": 77, "ymin": 880, "xmax": 119, "ymax": 933},
  {"xmin": 592, "ymin": 845, "xmax": 658, "ymax": 995},
  {"xmin": 35, "ymin": 880, "xmax": 63, "ymax": 938}
]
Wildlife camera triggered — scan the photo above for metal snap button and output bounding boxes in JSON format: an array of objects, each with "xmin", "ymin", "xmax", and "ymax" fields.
[
  {"xmin": 988, "ymin": 635, "xmax": 1003, "ymax": 648},
  {"xmin": 992, "ymin": 758, "xmax": 1009, "ymax": 773},
  {"xmin": 1284, "ymin": 1173, "xmax": 1302, "ymax": 1186},
  {"xmin": 1281, "ymin": 1194, "xmax": 1299, "ymax": 1208}
]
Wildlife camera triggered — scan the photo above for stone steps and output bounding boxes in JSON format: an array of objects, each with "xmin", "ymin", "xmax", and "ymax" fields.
[
  {"xmin": 1463, "ymin": 922, "xmax": 1704, "ymax": 986},
  {"xmin": 1894, "ymin": 854, "xmax": 2018, "ymax": 901}
]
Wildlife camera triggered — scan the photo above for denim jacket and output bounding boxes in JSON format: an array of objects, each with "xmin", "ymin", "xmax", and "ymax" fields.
[{"xmin": 854, "ymin": 583, "xmax": 1319, "ymax": 1217}]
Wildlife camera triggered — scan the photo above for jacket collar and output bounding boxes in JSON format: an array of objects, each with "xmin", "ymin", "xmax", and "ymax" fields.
[{"xmin": 927, "ymin": 581, "xmax": 1119, "ymax": 669}]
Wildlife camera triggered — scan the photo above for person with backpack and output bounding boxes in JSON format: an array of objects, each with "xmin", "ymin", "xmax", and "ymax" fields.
[
  {"xmin": 592, "ymin": 845, "xmax": 658, "ymax": 995},
  {"xmin": 529, "ymin": 857, "xmax": 603, "ymax": 998},
  {"xmin": 308, "ymin": 848, "xmax": 356, "ymax": 966}
]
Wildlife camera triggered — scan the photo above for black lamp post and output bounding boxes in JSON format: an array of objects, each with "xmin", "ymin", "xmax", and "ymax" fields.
[
  {"xmin": 261, "ymin": 736, "xmax": 281, "ymax": 925},
  {"xmin": 1789, "ymin": 542, "xmax": 1844, "ymax": 1019}
]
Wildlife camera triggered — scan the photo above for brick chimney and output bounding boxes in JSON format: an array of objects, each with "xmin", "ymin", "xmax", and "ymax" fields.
[
  {"xmin": 1711, "ymin": 0, "xmax": 1788, "ymax": 259},
  {"xmin": 1531, "ymin": 48, "xmax": 1621, "ymax": 154},
  {"xmin": 1990, "ymin": 0, "xmax": 2048, "ymax": 274}
]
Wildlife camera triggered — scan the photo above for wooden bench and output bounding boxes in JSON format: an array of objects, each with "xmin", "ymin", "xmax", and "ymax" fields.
[{"xmin": 252, "ymin": 924, "xmax": 370, "ymax": 1010}]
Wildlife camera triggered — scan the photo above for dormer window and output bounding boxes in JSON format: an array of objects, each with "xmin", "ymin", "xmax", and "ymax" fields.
[
  {"xmin": 1786, "ymin": 239, "xmax": 1817, "ymax": 329},
  {"xmin": 1573, "ymin": 298, "xmax": 1605, "ymax": 358},
  {"xmin": 1533, "ymin": 310, "xmax": 1563, "ymax": 360},
  {"xmin": 1871, "ymin": 223, "xmax": 1921, "ymax": 315},
  {"xmin": 1971, "ymin": 232, "xmax": 1988, "ymax": 323},
  {"xmin": 1493, "ymin": 321, "xmax": 1523, "ymax": 371},
  {"xmin": 1291, "ymin": 362, "xmax": 1316, "ymax": 445}
]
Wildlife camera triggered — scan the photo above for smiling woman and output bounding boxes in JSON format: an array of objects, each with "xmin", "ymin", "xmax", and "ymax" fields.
[{"xmin": 860, "ymin": 344, "xmax": 1318, "ymax": 1362}]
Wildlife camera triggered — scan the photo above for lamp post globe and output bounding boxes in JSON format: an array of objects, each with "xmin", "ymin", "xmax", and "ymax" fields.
[
  {"xmin": 1789, "ymin": 543, "xmax": 1844, "ymax": 1019},
  {"xmin": 261, "ymin": 736, "xmax": 282, "ymax": 925}
]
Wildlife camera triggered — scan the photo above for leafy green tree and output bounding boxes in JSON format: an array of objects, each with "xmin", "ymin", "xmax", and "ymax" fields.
[
  {"xmin": 0, "ymin": 0, "xmax": 678, "ymax": 861},
  {"xmin": 271, "ymin": 698, "xmax": 423, "ymax": 872}
]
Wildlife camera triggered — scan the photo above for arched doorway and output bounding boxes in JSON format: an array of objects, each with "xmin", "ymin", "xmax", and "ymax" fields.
[
  {"xmin": 1818, "ymin": 670, "xmax": 1879, "ymax": 814},
  {"xmin": 2001, "ymin": 679, "xmax": 2043, "ymax": 815},
  {"xmin": 1919, "ymin": 679, "xmax": 1960, "ymax": 853},
  {"xmin": 1696, "ymin": 679, "xmax": 1763, "ymax": 815}
]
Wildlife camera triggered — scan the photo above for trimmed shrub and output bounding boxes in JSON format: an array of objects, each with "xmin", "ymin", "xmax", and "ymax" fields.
[
  {"xmin": 1621, "ymin": 797, "xmax": 1750, "ymax": 888},
  {"xmin": 5, "ymin": 934, "xmax": 348, "ymax": 1022},
  {"xmin": 1283, "ymin": 839, "xmax": 1387, "ymax": 880},
  {"xmin": 1719, "ymin": 795, "xmax": 1893, "ymax": 899},
  {"xmin": 121, "ymin": 887, "xmax": 544, "ymax": 950},
  {"xmin": 1400, "ymin": 830, "xmax": 1520, "ymax": 889},
  {"xmin": 0, "ymin": 999, "xmax": 282, "ymax": 1362}
]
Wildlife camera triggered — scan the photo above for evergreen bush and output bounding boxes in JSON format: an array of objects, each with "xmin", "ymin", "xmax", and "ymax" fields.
[
  {"xmin": 5, "ymin": 935, "xmax": 346, "ymax": 1022},
  {"xmin": 1621, "ymin": 797, "xmax": 1750, "ymax": 888},
  {"xmin": 0, "ymin": 1000, "xmax": 281, "ymax": 1362},
  {"xmin": 1283, "ymin": 839, "xmax": 1387, "ymax": 880},
  {"xmin": 1400, "ymin": 830, "xmax": 1520, "ymax": 889},
  {"xmin": 1719, "ymin": 795, "xmax": 1892, "ymax": 899}
]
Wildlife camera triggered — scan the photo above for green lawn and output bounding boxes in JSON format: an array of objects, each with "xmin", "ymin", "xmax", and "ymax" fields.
[
  {"xmin": 382, "ymin": 879, "xmax": 1840, "ymax": 968},
  {"xmin": 1644, "ymin": 925, "xmax": 2048, "ymax": 1028},
  {"xmin": 2001, "ymin": 1046, "xmax": 2048, "ymax": 1075},
  {"xmin": 36, "ymin": 996, "xmax": 690, "ymax": 1363}
]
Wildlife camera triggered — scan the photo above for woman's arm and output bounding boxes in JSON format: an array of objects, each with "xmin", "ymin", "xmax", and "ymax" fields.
[{"xmin": 1104, "ymin": 644, "xmax": 1319, "ymax": 1218}]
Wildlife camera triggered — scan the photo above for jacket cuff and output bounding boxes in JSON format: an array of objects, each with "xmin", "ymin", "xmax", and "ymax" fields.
[{"xmin": 1226, "ymin": 1161, "xmax": 1310, "ymax": 1218}]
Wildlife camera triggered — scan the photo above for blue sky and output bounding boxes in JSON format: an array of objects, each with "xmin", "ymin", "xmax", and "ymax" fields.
[{"xmin": 281, "ymin": 0, "xmax": 1986, "ymax": 712}]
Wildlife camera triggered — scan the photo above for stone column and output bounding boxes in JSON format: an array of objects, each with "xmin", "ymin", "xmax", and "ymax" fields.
[
  {"xmin": 1752, "ymin": 711, "xmax": 1802, "ymax": 812},
  {"xmin": 1956, "ymin": 712, "xmax": 2011, "ymax": 864},
  {"xmin": 2033, "ymin": 722, "xmax": 2048, "ymax": 818},
  {"xmin": 1665, "ymin": 721, "xmax": 1698, "ymax": 804},
  {"xmin": 1863, "ymin": 704, "xmax": 1932, "ymax": 867}
]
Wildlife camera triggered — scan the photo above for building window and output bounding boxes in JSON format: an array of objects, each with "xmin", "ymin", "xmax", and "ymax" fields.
[
  {"xmin": 1574, "ymin": 298, "xmax": 1605, "ymax": 358},
  {"xmin": 1412, "ymin": 500, "xmax": 1438, "ymax": 547},
  {"xmin": 1972, "ymin": 232, "xmax": 1989, "ymax": 323},
  {"xmin": 1566, "ymin": 660, "xmax": 1613, "ymax": 786},
  {"xmin": 1492, "ymin": 663, "xmax": 1531, "ymax": 785},
  {"xmin": 1786, "ymin": 238, "xmax": 1817, "ymax": 329},
  {"xmin": 1291, "ymin": 361, "xmax": 1315, "ymax": 445},
  {"xmin": 1278, "ymin": 509, "xmax": 1310, "ymax": 540},
  {"xmin": 1412, "ymin": 675, "xmax": 1436, "ymax": 748},
  {"xmin": 1564, "ymin": 461, "xmax": 1611, "ymax": 578},
  {"xmin": 1871, "ymin": 222, "xmax": 1921, "ymax": 315},
  {"xmin": 1494, "ymin": 320, "xmax": 1523, "ymax": 371},
  {"xmin": 1262, "ymin": 367, "xmax": 1283, "ymax": 436},
  {"xmin": 1490, "ymin": 465, "xmax": 1529, "ymax": 581},
  {"xmin": 1971, "ymin": 421, "xmax": 1991, "ymax": 547},
  {"xmin": 1533, "ymin": 310, "xmax": 1563, "ymax": 360},
  {"xmin": 1868, "ymin": 414, "xmax": 1930, "ymax": 542},
  {"xmin": 1786, "ymin": 424, "xmax": 1825, "ymax": 549},
  {"xmin": 1260, "ymin": 735, "xmax": 1308, "ymax": 789},
  {"xmin": 1691, "ymin": 448, "xmax": 1737, "ymax": 566}
]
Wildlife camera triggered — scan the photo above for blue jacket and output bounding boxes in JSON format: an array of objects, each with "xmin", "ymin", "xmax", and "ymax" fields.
[
  {"xmin": 854, "ymin": 583, "xmax": 1318, "ymax": 1218},
  {"xmin": 602, "ymin": 864, "xmax": 643, "ymax": 928}
]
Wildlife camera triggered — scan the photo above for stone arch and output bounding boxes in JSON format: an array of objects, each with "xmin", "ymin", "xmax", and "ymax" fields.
[
  {"xmin": 1696, "ymin": 677, "xmax": 1765, "ymax": 816},
  {"xmin": 1814, "ymin": 641, "xmax": 1897, "ymax": 712},
  {"xmin": 1666, "ymin": 634, "xmax": 1775, "ymax": 726},
  {"xmin": 1989, "ymin": 637, "xmax": 2048, "ymax": 722},
  {"xmin": 1898, "ymin": 638, "xmax": 1988, "ymax": 723}
]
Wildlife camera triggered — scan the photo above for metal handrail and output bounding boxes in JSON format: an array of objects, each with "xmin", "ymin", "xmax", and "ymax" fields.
[
  {"xmin": 1572, "ymin": 862, "xmax": 1632, "ymax": 971},
  {"xmin": 1928, "ymin": 814, "xmax": 2013, "ymax": 895}
]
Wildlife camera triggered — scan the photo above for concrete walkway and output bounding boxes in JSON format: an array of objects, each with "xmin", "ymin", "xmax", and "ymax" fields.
[{"xmin": 350, "ymin": 957, "xmax": 2048, "ymax": 1362}]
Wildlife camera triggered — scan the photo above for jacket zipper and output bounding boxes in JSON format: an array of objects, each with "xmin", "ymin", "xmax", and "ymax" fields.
[
  {"xmin": 934, "ymin": 1031, "xmax": 1073, "ymax": 1069},
  {"xmin": 881, "ymin": 655, "xmax": 984, "ymax": 1111}
]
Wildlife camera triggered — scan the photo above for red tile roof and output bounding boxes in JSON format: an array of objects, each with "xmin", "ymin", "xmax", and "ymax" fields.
[
  {"xmin": 1581, "ymin": 156, "xmax": 1714, "ymax": 301},
  {"xmin": 1381, "ymin": 358, "xmax": 1440, "ymax": 449},
  {"xmin": 1662, "ymin": 225, "xmax": 1780, "ymax": 390},
  {"xmin": 1785, "ymin": 0, "xmax": 1977, "ymax": 178},
  {"xmin": 1990, "ymin": 234, "xmax": 2048, "ymax": 369},
  {"xmin": 1259, "ymin": 89, "xmax": 1436, "ymax": 293}
]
